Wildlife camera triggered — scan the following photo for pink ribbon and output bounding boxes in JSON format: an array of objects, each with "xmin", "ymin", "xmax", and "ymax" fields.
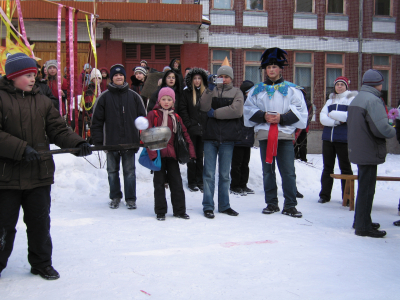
[
  {"xmin": 69, "ymin": 8, "xmax": 74, "ymax": 121},
  {"xmin": 57, "ymin": 4, "xmax": 62, "ymax": 116},
  {"xmin": 14, "ymin": 0, "xmax": 35, "ymax": 59}
]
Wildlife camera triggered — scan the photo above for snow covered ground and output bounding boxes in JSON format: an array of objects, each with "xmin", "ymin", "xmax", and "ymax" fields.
[{"xmin": 1, "ymin": 148, "xmax": 400, "ymax": 300}]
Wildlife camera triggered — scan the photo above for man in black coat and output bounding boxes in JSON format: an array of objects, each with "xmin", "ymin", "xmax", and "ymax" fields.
[{"xmin": 91, "ymin": 64, "xmax": 146, "ymax": 210}]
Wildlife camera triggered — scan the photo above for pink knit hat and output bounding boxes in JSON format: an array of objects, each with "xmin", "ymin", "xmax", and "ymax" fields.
[{"xmin": 158, "ymin": 87, "xmax": 175, "ymax": 103}]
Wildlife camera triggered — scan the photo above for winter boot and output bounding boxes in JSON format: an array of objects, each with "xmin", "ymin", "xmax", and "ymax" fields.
[
  {"xmin": 355, "ymin": 229, "xmax": 386, "ymax": 238},
  {"xmin": 393, "ymin": 220, "xmax": 400, "ymax": 226},
  {"xmin": 243, "ymin": 187, "xmax": 255, "ymax": 194},
  {"xmin": 126, "ymin": 200, "xmax": 137, "ymax": 210},
  {"xmin": 352, "ymin": 222, "xmax": 380, "ymax": 230},
  {"xmin": 230, "ymin": 187, "xmax": 244, "ymax": 196},
  {"xmin": 188, "ymin": 184, "xmax": 199, "ymax": 192},
  {"xmin": 197, "ymin": 184, "xmax": 204, "ymax": 193},
  {"xmin": 173, "ymin": 213, "xmax": 190, "ymax": 219},
  {"xmin": 156, "ymin": 214, "xmax": 166, "ymax": 221},
  {"xmin": 204, "ymin": 210, "xmax": 215, "ymax": 219},
  {"xmin": 296, "ymin": 191, "xmax": 304, "ymax": 198},
  {"xmin": 31, "ymin": 266, "xmax": 60, "ymax": 280},
  {"xmin": 219, "ymin": 208, "xmax": 239, "ymax": 216},
  {"xmin": 262, "ymin": 204, "xmax": 280, "ymax": 214},
  {"xmin": 109, "ymin": 198, "xmax": 121, "ymax": 209},
  {"xmin": 282, "ymin": 207, "xmax": 303, "ymax": 218}
]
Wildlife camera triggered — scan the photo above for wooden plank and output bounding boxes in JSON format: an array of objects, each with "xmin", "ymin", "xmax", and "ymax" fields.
[{"xmin": 330, "ymin": 174, "xmax": 400, "ymax": 181}]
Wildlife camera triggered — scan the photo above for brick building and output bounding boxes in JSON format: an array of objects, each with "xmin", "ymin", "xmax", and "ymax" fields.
[{"xmin": 9, "ymin": 0, "xmax": 400, "ymax": 151}]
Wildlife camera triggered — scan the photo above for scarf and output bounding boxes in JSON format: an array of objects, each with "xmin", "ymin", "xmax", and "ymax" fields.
[
  {"xmin": 266, "ymin": 124, "xmax": 279, "ymax": 164},
  {"xmin": 159, "ymin": 108, "xmax": 177, "ymax": 133}
]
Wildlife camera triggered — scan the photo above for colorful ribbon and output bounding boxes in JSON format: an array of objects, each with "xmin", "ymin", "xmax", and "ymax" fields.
[
  {"xmin": 83, "ymin": 14, "xmax": 98, "ymax": 111},
  {"xmin": 69, "ymin": 8, "xmax": 74, "ymax": 122},
  {"xmin": 15, "ymin": 0, "xmax": 34, "ymax": 58},
  {"xmin": 57, "ymin": 4, "xmax": 62, "ymax": 116}
]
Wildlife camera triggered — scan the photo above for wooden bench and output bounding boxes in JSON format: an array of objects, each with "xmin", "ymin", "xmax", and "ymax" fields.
[{"xmin": 330, "ymin": 174, "xmax": 400, "ymax": 211}]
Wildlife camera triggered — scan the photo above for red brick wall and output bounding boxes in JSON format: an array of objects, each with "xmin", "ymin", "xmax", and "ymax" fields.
[
  {"xmin": 181, "ymin": 43, "xmax": 209, "ymax": 72},
  {"xmin": 96, "ymin": 29, "xmax": 124, "ymax": 73}
]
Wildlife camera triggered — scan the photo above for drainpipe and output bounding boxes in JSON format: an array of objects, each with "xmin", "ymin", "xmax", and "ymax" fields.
[{"xmin": 358, "ymin": 0, "xmax": 363, "ymax": 90}]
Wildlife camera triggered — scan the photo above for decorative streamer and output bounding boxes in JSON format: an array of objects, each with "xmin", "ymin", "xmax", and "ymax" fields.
[
  {"xmin": 74, "ymin": 9, "xmax": 79, "ymax": 135},
  {"xmin": 15, "ymin": 0, "xmax": 34, "ymax": 58},
  {"xmin": 69, "ymin": 8, "xmax": 74, "ymax": 122},
  {"xmin": 83, "ymin": 14, "xmax": 98, "ymax": 111},
  {"xmin": 6, "ymin": 0, "xmax": 10, "ymax": 40},
  {"xmin": 57, "ymin": 4, "xmax": 62, "ymax": 116},
  {"xmin": 64, "ymin": 7, "xmax": 70, "ymax": 125}
]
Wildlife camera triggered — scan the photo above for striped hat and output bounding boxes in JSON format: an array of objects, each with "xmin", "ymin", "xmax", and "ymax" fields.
[
  {"xmin": 5, "ymin": 53, "xmax": 37, "ymax": 80},
  {"xmin": 334, "ymin": 76, "xmax": 350, "ymax": 89},
  {"xmin": 134, "ymin": 66, "xmax": 147, "ymax": 76},
  {"xmin": 362, "ymin": 69, "xmax": 384, "ymax": 87}
]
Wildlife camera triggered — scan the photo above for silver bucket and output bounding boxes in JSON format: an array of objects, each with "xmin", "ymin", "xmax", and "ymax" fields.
[{"xmin": 140, "ymin": 126, "xmax": 172, "ymax": 150}]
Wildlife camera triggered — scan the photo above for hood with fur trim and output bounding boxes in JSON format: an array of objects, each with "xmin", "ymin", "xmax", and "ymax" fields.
[
  {"xmin": 184, "ymin": 67, "xmax": 208, "ymax": 91},
  {"xmin": 329, "ymin": 90, "xmax": 358, "ymax": 102}
]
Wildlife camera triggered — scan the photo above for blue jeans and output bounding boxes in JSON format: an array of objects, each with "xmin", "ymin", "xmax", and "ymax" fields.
[
  {"xmin": 259, "ymin": 139, "xmax": 297, "ymax": 209},
  {"xmin": 107, "ymin": 150, "xmax": 136, "ymax": 200},
  {"xmin": 354, "ymin": 164, "xmax": 377, "ymax": 231},
  {"xmin": 202, "ymin": 141, "xmax": 234, "ymax": 212}
]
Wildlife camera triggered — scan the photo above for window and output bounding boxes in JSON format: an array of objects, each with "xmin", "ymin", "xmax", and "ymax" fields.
[
  {"xmin": 245, "ymin": 0, "xmax": 265, "ymax": 11},
  {"xmin": 211, "ymin": 49, "xmax": 231, "ymax": 74},
  {"xmin": 244, "ymin": 51, "xmax": 263, "ymax": 83},
  {"xmin": 296, "ymin": 0, "xmax": 314, "ymax": 13},
  {"xmin": 128, "ymin": 0, "xmax": 147, "ymax": 3},
  {"xmin": 373, "ymin": 55, "xmax": 391, "ymax": 105},
  {"xmin": 327, "ymin": 0, "xmax": 344, "ymax": 14},
  {"xmin": 325, "ymin": 53, "xmax": 344, "ymax": 99},
  {"xmin": 161, "ymin": 0, "xmax": 181, "ymax": 3},
  {"xmin": 213, "ymin": 0, "xmax": 233, "ymax": 9},
  {"xmin": 375, "ymin": 0, "xmax": 391, "ymax": 16},
  {"xmin": 294, "ymin": 52, "xmax": 313, "ymax": 103}
]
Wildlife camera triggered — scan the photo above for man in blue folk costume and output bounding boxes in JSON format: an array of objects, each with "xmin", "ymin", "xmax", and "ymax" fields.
[{"xmin": 243, "ymin": 47, "xmax": 308, "ymax": 218}]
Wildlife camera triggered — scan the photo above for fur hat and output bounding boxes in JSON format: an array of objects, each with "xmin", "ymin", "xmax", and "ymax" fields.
[
  {"xmin": 5, "ymin": 53, "xmax": 37, "ymax": 80},
  {"xmin": 90, "ymin": 68, "xmax": 102, "ymax": 81},
  {"xmin": 362, "ymin": 69, "xmax": 384, "ymax": 86},
  {"xmin": 185, "ymin": 67, "xmax": 208, "ymax": 91},
  {"xmin": 158, "ymin": 87, "xmax": 175, "ymax": 103},
  {"xmin": 110, "ymin": 64, "xmax": 126, "ymax": 82},
  {"xmin": 334, "ymin": 76, "xmax": 350, "ymax": 89},
  {"xmin": 260, "ymin": 47, "xmax": 288, "ymax": 69},
  {"xmin": 46, "ymin": 60, "xmax": 58, "ymax": 70},
  {"xmin": 134, "ymin": 66, "xmax": 148, "ymax": 76}
]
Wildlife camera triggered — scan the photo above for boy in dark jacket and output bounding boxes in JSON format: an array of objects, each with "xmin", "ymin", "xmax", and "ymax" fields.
[
  {"xmin": 0, "ymin": 53, "xmax": 92, "ymax": 280},
  {"xmin": 348, "ymin": 69, "xmax": 395, "ymax": 238},
  {"xmin": 199, "ymin": 60, "xmax": 244, "ymax": 219},
  {"xmin": 230, "ymin": 80, "xmax": 255, "ymax": 196},
  {"xmin": 91, "ymin": 64, "xmax": 146, "ymax": 210}
]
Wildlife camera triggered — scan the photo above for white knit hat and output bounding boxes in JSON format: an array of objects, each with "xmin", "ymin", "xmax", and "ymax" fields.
[{"xmin": 90, "ymin": 68, "xmax": 102, "ymax": 81}]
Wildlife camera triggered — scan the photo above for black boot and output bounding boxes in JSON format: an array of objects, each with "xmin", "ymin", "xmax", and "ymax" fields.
[
  {"xmin": 355, "ymin": 229, "xmax": 386, "ymax": 238},
  {"xmin": 31, "ymin": 266, "xmax": 60, "ymax": 280}
]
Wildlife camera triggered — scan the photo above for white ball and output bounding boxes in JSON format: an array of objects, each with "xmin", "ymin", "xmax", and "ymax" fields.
[{"xmin": 135, "ymin": 116, "xmax": 149, "ymax": 130}]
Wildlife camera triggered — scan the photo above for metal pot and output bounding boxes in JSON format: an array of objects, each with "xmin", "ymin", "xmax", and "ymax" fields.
[{"xmin": 140, "ymin": 126, "xmax": 172, "ymax": 150}]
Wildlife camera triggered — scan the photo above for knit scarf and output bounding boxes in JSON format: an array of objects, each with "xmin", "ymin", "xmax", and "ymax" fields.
[
  {"xmin": 266, "ymin": 124, "xmax": 279, "ymax": 164},
  {"xmin": 159, "ymin": 108, "xmax": 177, "ymax": 133}
]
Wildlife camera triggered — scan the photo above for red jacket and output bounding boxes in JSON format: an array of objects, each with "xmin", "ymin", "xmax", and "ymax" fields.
[
  {"xmin": 146, "ymin": 105, "xmax": 196, "ymax": 161},
  {"xmin": 47, "ymin": 76, "xmax": 67, "ymax": 99}
]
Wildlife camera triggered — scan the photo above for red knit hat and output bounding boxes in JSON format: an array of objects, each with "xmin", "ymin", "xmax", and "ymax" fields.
[
  {"xmin": 158, "ymin": 87, "xmax": 175, "ymax": 103},
  {"xmin": 334, "ymin": 76, "xmax": 350, "ymax": 89}
]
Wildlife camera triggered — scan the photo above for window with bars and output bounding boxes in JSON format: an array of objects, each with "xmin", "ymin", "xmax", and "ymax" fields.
[
  {"xmin": 375, "ymin": 0, "xmax": 391, "ymax": 16},
  {"xmin": 294, "ymin": 52, "xmax": 313, "ymax": 103},
  {"xmin": 325, "ymin": 53, "xmax": 344, "ymax": 100},
  {"xmin": 373, "ymin": 55, "xmax": 391, "ymax": 105},
  {"xmin": 213, "ymin": 0, "xmax": 233, "ymax": 10},
  {"xmin": 125, "ymin": 44, "xmax": 138, "ymax": 59},
  {"xmin": 296, "ymin": 0, "xmax": 314, "ymax": 13},
  {"xmin": 244, "ymin": 51, "xmax": 263, "ymax": 84},
  {"xmin": 327, "ymin": 0, "xmax": 344, "ymax": 14},
  {"xmin": 211, "ymin": 49, "xmax": 231, "ymax": 75}
]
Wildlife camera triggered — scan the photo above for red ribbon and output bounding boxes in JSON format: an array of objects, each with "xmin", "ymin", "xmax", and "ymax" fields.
[
  {"xmin": 265, "ymin": 124, "xmax": 278, "ymax": 164},
  {"xmin": 65, "ymin": 7, "xmax": 70, "ymax": 125}
]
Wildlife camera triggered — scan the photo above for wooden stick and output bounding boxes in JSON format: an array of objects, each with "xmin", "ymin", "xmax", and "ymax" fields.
[{"xmin": 37, "ymin": 0, "xmax": 99, "ymax": 18}]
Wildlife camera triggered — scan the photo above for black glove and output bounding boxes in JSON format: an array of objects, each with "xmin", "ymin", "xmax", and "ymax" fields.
[
  {"xmin": 76, "ymin": 142, "xmax": 92, "ymax": 157},
  {"xmin": 24, "ymin": 145, "xmax": 40, "ymax": 161}
]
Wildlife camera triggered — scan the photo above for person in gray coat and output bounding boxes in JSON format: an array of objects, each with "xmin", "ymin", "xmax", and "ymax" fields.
[{"xmin": 347, "ymin": 69, "xmax": 395, "ymax": 238}]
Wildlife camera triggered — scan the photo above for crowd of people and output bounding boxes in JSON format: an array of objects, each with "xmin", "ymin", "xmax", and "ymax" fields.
[{"xmin": 0, "ymin": 47, "xmax": 399, "ymax": 280}]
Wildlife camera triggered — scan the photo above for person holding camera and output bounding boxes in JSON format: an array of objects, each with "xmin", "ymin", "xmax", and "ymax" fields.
[
  {"xmin": 243, "ymin": 47, "xmax": 308, "ymax": 218},
  {"xmin": 199, "ymin": 59, "xmax": 244, "ymax": 219}
]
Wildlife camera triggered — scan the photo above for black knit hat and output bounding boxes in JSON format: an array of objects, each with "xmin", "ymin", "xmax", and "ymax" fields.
[
  {"xmin": 5, "ymin": 53, "xmax": 37, "ymax": 80},
  {"xmin": 240, "ymin": 80, "xmax": 254, "ymax": 94},
  {"xmin": 260, "ymin": 47, "xmax": 288, "ymax": 69},
  {"xmin": 110, "ymin": 64, "xmax": 126, "ymax": 82}
]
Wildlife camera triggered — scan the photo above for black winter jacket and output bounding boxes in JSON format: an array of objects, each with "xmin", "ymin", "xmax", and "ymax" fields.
[
  {"xmin": 91, "ymin": 82, "xmax": 146, "ymax": 150},
  {"xmin": 36, "ymin": 78, "xmax": 59, "ymax": 111}
]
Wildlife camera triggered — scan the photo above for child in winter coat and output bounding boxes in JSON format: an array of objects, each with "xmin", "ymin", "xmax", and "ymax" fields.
[
  {"xmin": 146, "ymin": 87, "xmax": 196, "ymax": 221},
  {"xmin": 0, "ymin": 53, "xmax": 92, "ymax": 280},
  {"xmin": 99, "ymin": 67, "xmax": 110, "ymax": 92},
  {"xmin": 318, "ymin": 76, "xmax": 357, "ymax": 204}
]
